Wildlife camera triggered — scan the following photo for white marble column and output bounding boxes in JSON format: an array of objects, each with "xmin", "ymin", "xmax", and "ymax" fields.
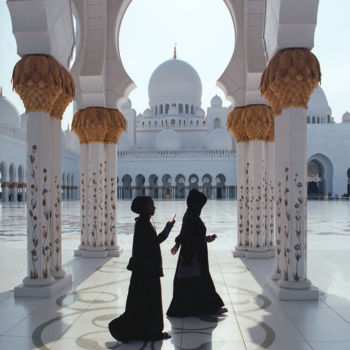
[
  {"xmin": 245, "ymin": 141, "xmax": 270, "ymax": 258},
  {"xmin": 15, "ymin": 112, "xmax": 72, "ymax": 297},
  {"xmin": 105, "ymin": 143, "xmax": 121, "ymax": 257},
  {"xmin": 10, "ymin": 182, "xmax": 18, "ymax": 202},
  {"xmin": 268, "ymin": 108, "xmax": 318, "ymax": 299},
  {"xmin": 1, "ymin": 183, "xmax": 9, "ymax": 202},
  {"xmin": 233, "ymin": 142, "xmax": 250, "ymax": 257},
  {"xmin": 86, "ymin": 143, "xmax": 106, "ymax": 254},
  {"xmin": 50, "ymin": 118, "xmax": 65, "ymax": 279}
]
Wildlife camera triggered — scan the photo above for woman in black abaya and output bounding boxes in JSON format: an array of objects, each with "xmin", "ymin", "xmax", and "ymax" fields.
[
  {"xmin": 109, "ymin": 196, "xmax": 175, "ymax": 342},
  {"xmin": 167, "ymin": 189, "xmax": 228, "ymax": 317}
]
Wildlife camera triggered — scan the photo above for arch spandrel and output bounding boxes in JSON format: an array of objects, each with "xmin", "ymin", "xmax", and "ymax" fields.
[
  {"xmin": 7, "ymin": 0, "xmax": 75, "ymax": 68},
  {"xmin": 72, "ymin": 0, "xmax": 135, "ymax": 109},
  {"xmin": 264, "ymin": 0, "xmax": 319, "ymax": 61}
]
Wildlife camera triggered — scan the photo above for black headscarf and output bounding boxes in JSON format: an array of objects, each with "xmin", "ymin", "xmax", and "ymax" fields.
[
  {"xmin": 131, "ymin": 196, "xmax": 153, "ymax": 216},
  {"xmin": 186, "ymin": 189, "xmax": 207, "ymax": 216}
]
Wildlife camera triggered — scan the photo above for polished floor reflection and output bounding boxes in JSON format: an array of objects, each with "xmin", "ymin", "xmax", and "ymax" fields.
[{"xmin": 1, "ymin": 200, "xmax": 350, "ymax": 349}]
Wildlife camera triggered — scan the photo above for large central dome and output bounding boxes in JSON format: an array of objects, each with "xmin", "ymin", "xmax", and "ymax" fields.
[{"xmin": 148, "ymin": 58, "xmax": 202, "ymax": 106}]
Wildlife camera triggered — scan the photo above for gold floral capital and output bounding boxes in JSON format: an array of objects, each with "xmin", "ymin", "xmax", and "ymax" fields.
[
  {"xmin": 72, "ymin": 107, "xmax": 127, "ymax": 144},
  {"xmin": 260, "ymin": 48, "xmax": 321, "ymax": 116},
  {"xmin": 12, "ymin": 55, "xmax": 75, "ymax": 119},
  {"xmin": 227, "ymin": 105, "xmax": 273, "ymax": 142},
  {"xmin": 227, "ymin": 107, "xmax": 249, "ymax": 143}
]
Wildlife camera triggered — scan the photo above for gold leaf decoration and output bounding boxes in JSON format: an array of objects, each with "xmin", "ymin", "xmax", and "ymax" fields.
[
  {"xmin": 227, "ymin": 105, "xmax": 274, "ymax": 142},
  {"xmin": 12, "ymin": 55, "xmax": 75, "ymax": 117},
  {"xmin": 260, "ymin": 48, "xmax": 321, "ymax": 115},
  {"xmin": 72, "ymin": 107, "xmax": 127, "ymax": 144}
]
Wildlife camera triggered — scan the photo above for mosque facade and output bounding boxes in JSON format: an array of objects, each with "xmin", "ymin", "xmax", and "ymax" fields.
[{"xmin": 1, "ymin": 57, "xmax": 350, "ymax": 202}]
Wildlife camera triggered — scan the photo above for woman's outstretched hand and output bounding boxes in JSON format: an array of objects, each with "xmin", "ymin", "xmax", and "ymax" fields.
[
  {"xmin": 167, "ymin": 219, "xmax": 176, "ymax": 228},
  {"xmin": 207, "ymin": 234, "xmax": 217, "ymax": 243},
  {"xmin": 171, "ymin": 245, "xmax": 179, "ymax": 255}
]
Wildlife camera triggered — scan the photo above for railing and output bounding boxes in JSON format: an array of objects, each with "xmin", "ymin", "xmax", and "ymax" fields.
[{"xmin": 117, "ymin": 150, "xmax": 235, "ymax": 160}]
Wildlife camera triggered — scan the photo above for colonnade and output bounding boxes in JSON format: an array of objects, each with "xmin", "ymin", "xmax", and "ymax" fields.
[{"xmin": 228, "ymin": 48, "xmax": 321, "ymax": 299}]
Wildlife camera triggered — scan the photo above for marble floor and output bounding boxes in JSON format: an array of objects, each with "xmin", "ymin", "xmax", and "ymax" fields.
[{"xmin": 1, "ymin": 200, "xmax": 350, "ymax": 349}]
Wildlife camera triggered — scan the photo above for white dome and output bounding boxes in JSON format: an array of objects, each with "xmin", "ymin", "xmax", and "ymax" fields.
[
  {"xmin": 307, "ymin": 86, "xmax": 331, "ymax": 116},
  {"xmin": 155, "ymin": 129, "xmax": 181, "ymax": 151},
  {"xmin": 117, "ymin": 132, "xmax": 130, "ymax": 151},
  {"xmin": 195, "ymin": 108, "xmax": 205, "ymax": 118},
  {"xmin": 207, "ymin": 129, "xmax": 233, "ymax": 151},
  {"xmin": 148, "ymin": 59, "xmax": 202, "ymax": 105},
  {"xmin": 168, "ymin": 105, "xmax": 178, "ymax": 116},
  {"xmin": 0, "ymin": 95, "xmax": 20, "ymax": 127},
  {"xmin": 143, "ymin": 108, "xmax": 152, "ymax": 118},
  {"xmin": 211, "ymin": 95, "xmax": 222, "ymax": 107},
  {"xmin": 342, "ymin": 111, "xmax": 350, "ymax": 123}
]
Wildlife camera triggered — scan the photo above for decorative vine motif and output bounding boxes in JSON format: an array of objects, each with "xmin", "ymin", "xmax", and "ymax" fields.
[
  {"xmin": 245, "ymin": 162, "xmax": 250, "ymax": 246},
  {"xmin": 263, "ymin": 168, "xmax": 268, "ymax": 246},
  {"xmin": 110, "ymin": 176, "xmax": 116, "ymax": 246},
  {"xmin": 275, "ymin": 180, "xmax": 282, "ymax": 275},
  {"xmin": 255, "ymin": 184, "xmax": 262, "ymax": 248},
  {"xmin": 53, "ymin": 175, "xmax": 61, "ymax": 272},
  {"xmin": 81, "ymin": 172, "xmax": 86, "ymax": 245},
  {"xmin": 249, "ymin": 185, "xmax": 254, "ymax": 247},
  {"xmin": 42, "ymin": 168, "xmax": 50, "ymax": 278},
  {"xmin": 269, "ymin": 181, "xmax": 274, "ymax": 247},
  {"xmin": 28, "ymin": 145, "xmax": 39, "ymax": 279},
  {"xmin": 283, "ymin": 167, "xmax": 291, "ymax": 281},
  {"xmin": 293, "ymin": 173, "xmax": 304, "ymax": 282},
  {"xmin": 238, "ymin": 185, "xmax": 244, "ymax": 246},
  {"xmin": 92, "ymin": 171, "xmax": 97, "ymax": 246},
  {"xmin": 98, "ymin": 162, "xmax": 104, "ymax": 247},
  {"xmin": 103, "ymin": 160, "xmax": 108, "ymax": 246}
]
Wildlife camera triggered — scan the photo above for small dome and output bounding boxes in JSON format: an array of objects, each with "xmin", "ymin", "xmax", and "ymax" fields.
[
  {"xmin": 210, "ymin": 95, "xmax": 222, "ymax": 107},
  {"xmin": 307, "ymin": 86, "xmax": 331, "ymax": 116},
  {"xmin": 148, "ymin": 59, "xmax": 202, "ymax": 104},
  {"xmin": 143, "ymin": 108, "xmax": 152, "ymax": 118},
  {"xmin": 155, "ymin": 129, "xmax": 181, "ymax": 151},
  {"xmin": 207, "ymin": 129, "xmax": 233, "ymax": 151},
  {"xmin": 0, "ymin": 94, "xmax": 20, "ymax": 127},
  {"xmin": 121, "ymin": 98, "xmax": 132, "ymax": 109},
  {"xmin": 117, "ymin": 132, "xmax": 130, "ymax": 151},
  {"xmin": 195, "ymin": 108, "xmax": 205, "ymax": 118},
  {"xmin": 64, "ymin": 130, "xmax": 80, "ymax": 153},
  {"xmin": 168, "ymin": 105, "xmax": 178, "ymax": 116},
  {"xmin": 342, "ymin": 111, "xmax": 350, "ymax": 123}
]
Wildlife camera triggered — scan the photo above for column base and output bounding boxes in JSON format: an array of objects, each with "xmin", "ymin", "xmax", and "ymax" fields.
[
  {"xmin": 107, "ymin": 246, "xmax": 123, "ymax": 257},
  {"xmin": 74, "ymin": 246, "xmax": 123, "ymax": 258},
  {"xmin": 14, "ymin": 275, "xmax": 72, "ymax": 298},
  {"xmin": 232, "ymin": 245, "xmax": 247, "ymax": 257},
  {"xmin": 271, "ymin": 272, "xmax": 281, "ymax": 281},
  {"xmin": 232, "ymin": 247, "xmax": 274, "ymax": 259},
  {"xmin": 266, "ymin": 278, "xmax": 319, "ymax": 301}
]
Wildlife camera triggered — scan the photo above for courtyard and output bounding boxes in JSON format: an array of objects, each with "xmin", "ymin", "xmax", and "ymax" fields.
[{"xmin": 0, "ymin": 200, "xmax": 350, "ymax": 349}]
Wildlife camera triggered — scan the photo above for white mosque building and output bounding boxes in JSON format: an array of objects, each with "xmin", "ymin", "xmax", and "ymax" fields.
[{"xmin": 1, "ymin": 55, "xmax": 350, "ymax": 202}]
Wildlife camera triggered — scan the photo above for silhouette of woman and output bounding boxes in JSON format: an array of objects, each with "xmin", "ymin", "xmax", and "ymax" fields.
[
  {"xmin": 167, "ymin": 189, "xmax": 227, "ymax": 316},
  {"xmin": 109, "ymin": 196, "xmax": 175, "ymax": 342}
]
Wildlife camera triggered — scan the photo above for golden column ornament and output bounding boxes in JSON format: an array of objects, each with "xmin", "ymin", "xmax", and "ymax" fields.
[
  {"xmin": 72, "ymin": 107, "xmax": 126, "ymax": 257},
  {"xmin": 260, "ymin": 48, "xmax": 321, "ymax": 298},
  {"xmin": 12, "ymin": 55, "xmax": 74, "ymax": 292}
]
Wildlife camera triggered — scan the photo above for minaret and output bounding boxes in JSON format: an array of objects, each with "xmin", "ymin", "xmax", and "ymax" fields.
[{"xmin": 173, "ymin": 42, "xmax": 177, "ymax": 59}]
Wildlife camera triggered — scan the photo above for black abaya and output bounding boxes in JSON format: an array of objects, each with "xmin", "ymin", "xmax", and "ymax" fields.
[
  {"xmin": 109, "ymin": 216, "xmax": 170, "ymax": 341},
  {"xmin": 167, "ymin": 191, "xmax": 224, "ymax": 317}
]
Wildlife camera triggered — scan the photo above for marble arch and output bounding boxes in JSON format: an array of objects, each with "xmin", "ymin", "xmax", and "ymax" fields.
[
  {"xmin": 308, "ymin": 153, "xmax": 334, "ymax": 196},
  {"xmin": 6, "ymin": 0, "xmax": 321, "ymax": 301}
]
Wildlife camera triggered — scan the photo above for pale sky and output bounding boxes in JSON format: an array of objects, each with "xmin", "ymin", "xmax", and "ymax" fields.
[{"xmin": 0, "ymin": 0, "xmax": 349, "ymax": 129}]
